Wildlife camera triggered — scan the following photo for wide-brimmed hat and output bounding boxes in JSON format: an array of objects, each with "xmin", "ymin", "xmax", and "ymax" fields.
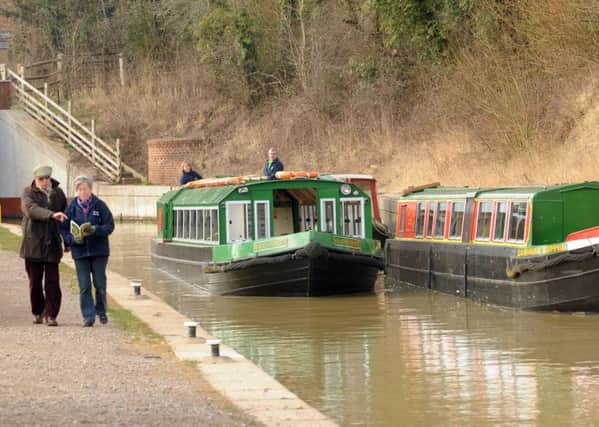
[{"xmin": 32, "ymin": 165, "xmax": 52, "ymax": 178}]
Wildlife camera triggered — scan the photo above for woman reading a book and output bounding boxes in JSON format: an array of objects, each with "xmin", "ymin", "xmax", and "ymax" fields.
[{"xmin": 61, "ymin": 175, "xmax": 115, "ymax": 327}]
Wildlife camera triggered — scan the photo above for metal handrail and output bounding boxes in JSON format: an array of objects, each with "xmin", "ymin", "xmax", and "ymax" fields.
[{"xmin": 4, "ymin": 66, "xmax": 144, "ymax": 182}]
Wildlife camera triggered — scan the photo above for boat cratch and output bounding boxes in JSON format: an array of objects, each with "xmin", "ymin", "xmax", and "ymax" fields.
[
  {"xmin": 152, "ymin": 173, "xmax": 383, "ymax": 296},
  {"xmin": 385, "ymin": 182, "xmax": 599, "ymax": 311}
]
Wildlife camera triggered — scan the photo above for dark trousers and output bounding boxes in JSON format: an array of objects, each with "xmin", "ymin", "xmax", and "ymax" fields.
[{"xmin": 24, "ymin": 259, "xmax": 62, "ymax": 318}]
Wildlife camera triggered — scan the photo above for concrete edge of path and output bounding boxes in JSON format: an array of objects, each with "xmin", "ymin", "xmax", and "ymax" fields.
[{"xmin": 0, "ymin": 223, "xmax": 338, "ymax": 427}]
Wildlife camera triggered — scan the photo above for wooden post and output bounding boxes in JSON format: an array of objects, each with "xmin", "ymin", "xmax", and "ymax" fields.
[
  {"xmin": 56, "ymin": 53, "xmax": 63, "ymax": 103},
  {"xmin": 118, "ymin": 53, "xmax": 125, "ymax": 87},
  {"xmin": 67, "ymin": 100, "xmax": 72, "ymax": 147},
  {"xmin": 91, "ymin": 119, "xmax": 96, "ymax": 164},
  {"xmin": 43, "ymin": 83, "xmax": 48, "ymax": 125},
  {"xmin": 116, "ymin": 138, "xmax": 121, "ymax": 182},
  {"xmin": 19, "ymin": 65, "xmax": 24, "ymax": 103}
]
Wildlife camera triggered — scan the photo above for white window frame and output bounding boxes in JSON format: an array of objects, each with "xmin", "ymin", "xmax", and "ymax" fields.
[
  {"xmin": 448, "ymin": 200, "xmax": 466, "ymax": 240},
  {"xmin": 340, "ymin": 197, "xmax": 365, "ymax": 239},
  {"xmin": 320, "ymin": 198, "xmax": 337, "ymax": 234},
  {"xmin": 226, "ymin": 201, "xmax": 252, "ymax": 243},
  {"xmin": 172, "ymin": 206, "xmax": 219, "ymax": 245},
  {"xmin": 506, "ymin": 200, "xmax": 528, "ymax": 243},
  {"xmin": 254, "ymin": 200, "xmax": 271, "ymax": 240},
  {"xmin": 474, "ymin": 201, "xmax": 494, "ymax": 241}
]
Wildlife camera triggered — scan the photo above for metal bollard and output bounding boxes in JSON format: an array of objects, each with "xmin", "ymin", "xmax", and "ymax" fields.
[
  {"xmin": 184, "ymin": 321, "xmax": 198, "ymax": 338},
  {"xmin": 130, "ymin": 279, "xmax": 142, "ymax": 296},
  {"xmin": 207, "ymin": 339, "xmax": 221, "ymax": 357}
]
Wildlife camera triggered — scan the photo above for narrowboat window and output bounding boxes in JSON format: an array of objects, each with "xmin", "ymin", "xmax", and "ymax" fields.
[
  {"xmin": 182, "ymin": 210, "xmax": 189, "ymax": 240},
  {"xmin": 173, "ymin": 207, "xmax": 219, "ymax": 243},
  {"xmin": 508, "ymin": 202, "xmax": 527, "ymax": 242},
  {"xmin": 493, "ymin": 201, "xmax": 508, "ymax": 241},
  {"xmin": 300, "ymin": 205, "xmax": 317, "ymax": 231},
  {"xmin": 226, "ymin": 202, "xmax": 252, "ymax": 243},
  {"xmin": 434, "ymin": 202, "xmax": 447, "ymax": 239},
  {"xmin": 210, "ymin": 209, "xmax": 219, "ymax": 242},
  {"xmin": 475, "ymin": 201, "xmax": 493, "ymax": 240},
  {"xmin": 426, "ymin": 202, "xmax": 435, "ymax": 238},
  {"xmin": 197, "ymin": 210, "xmax": 204, "ymax": 240},
  {"xmin": 189, "ymin": 210, "xmax": 197, "ymax": 240},
  {"xmin": 203, "ymin": 209, "xmax": 211, "ymax": 242},
  {"xmin": 341, "ymin": 198, "xmax": 365, "ymax": 238},
  {"xmin": 255, "ymin": 201, "xmax": 270, "ymax": 240},
  {"xmin": 320, "ymin": 199, "xmax": 336, "ymax": 234},
  {"xmin": 175, "ymin": 210, "xmax": 183, "ymax": 239},
  {"xmin": 415, "ymin": 202, "xmax": 425, "ymax": 238},
  {"xmin": 449, "ymin": 201, "xmax": 465, "ymax": 240}
]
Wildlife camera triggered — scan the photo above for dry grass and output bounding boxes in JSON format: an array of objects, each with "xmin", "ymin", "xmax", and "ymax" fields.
[{"xmin": 68, "ymin": 0, "xmax": 598, "ymax": 193}]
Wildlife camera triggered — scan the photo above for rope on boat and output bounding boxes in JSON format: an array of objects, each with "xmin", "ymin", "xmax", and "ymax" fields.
[{"xmin": 506, "ymin": 245, "xmax": 599, "ymax": 279}]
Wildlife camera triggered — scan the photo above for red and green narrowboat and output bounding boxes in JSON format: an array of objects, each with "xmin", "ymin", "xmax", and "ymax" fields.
[
  {"xmin": 152, "ymin": 173, "xmax": 383, "ymax": 296},
  {"xmin": 385, "ymin": 182, "xmax": 599, "ymax": 311}
]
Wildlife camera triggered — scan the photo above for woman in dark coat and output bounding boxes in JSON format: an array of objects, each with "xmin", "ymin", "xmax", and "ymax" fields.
[
  {"xmin": 179, "ymin": 160, "xmax": 202, "ymax": 185},
  {"xmin": 61, "ymin": 175, "xmax": 115, "ymax": 327},
  {"xmin": 20, "ymin": 165, "xmax": 68, "ymax": 326}
]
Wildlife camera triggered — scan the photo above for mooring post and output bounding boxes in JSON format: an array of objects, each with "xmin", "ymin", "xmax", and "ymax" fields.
[
  {"xmin": 130, "ymin": 279, "xmax": 142, "ymax": 296},
  {"xmin": 184, "ymin": 321, "xmax": 199, "ymax": 338},
  {"xmin": 207, "ymin": 339, "xmax": 221, "ymax": 357}
]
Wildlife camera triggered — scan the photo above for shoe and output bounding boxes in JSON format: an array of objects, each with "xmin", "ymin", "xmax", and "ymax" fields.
[
  {"xmin": 99, "ymin": 315, "xmax": 108, "ymax": 325},
  {"xmin": 47, "ymin": 318, "xmax": 58, "ymax": 327},
  {"xmin": 83, "ymin": 320, "xmax": 94, "ymax": 327},
  {"xmin": 33, "ymin": 315, "xmax": 43, "ymax": 324}
]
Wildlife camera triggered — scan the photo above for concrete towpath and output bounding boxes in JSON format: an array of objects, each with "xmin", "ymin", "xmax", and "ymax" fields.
[
  {"xmin": 0, "ymin": 223, "xmax": 338, "ymax": 427},
  {"xmin": 0, "ymin": 248, "xmax": 256, "ymax": 426}
]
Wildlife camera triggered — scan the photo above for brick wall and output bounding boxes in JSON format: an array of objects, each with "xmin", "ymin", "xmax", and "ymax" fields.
[{"xmin": 146, "ymin": 138, "xmax": 201, "ymax": 185}]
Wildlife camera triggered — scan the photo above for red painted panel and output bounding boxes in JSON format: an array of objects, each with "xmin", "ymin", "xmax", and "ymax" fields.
[
  {"xmin": 0, "ymin": 198, "xmax": 22, "ymax": 218},
  {"xmin": 396, "ymin": 202, "xmax": 417, "ymax": 238},
  {"xmin": 405, "ymin": 203, "xmax": 417, "ymax": 237}
]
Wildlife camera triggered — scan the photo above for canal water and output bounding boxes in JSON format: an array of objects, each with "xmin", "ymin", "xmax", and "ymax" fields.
[{"xmin": 110, "ymin": 223, "xmax": 599, "ymax": 426}]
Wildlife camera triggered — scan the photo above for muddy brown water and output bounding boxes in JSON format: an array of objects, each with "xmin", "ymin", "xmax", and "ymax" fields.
[{"xmin": 109, "ymin": 223, "xmax": 599, "ymax": 426}]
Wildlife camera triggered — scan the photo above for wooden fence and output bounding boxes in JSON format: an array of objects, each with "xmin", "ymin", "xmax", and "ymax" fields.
[{"xmin": 1, "ymin": 64, "xmax": 143, "ymax": 183}]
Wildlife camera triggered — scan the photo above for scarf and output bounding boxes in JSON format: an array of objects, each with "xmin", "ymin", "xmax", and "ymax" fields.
[{"xmin": 77, "ymin": 197, "xmax": 91, "ymax": 216}]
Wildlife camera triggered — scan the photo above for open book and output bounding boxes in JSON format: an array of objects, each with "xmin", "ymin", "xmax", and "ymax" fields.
[{"xmin": 70, "ymin": 221, "xmax": 83, "ymax": 240}]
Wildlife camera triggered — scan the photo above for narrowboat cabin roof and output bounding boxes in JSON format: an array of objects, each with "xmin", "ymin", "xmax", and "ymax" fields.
[
  {"xmin": 158, "ymin": 176, "xmax": 370, "ymax": 206},
  {"xmin": 401, "ymin": 182, "xmax": 599, "ymax": 201}
]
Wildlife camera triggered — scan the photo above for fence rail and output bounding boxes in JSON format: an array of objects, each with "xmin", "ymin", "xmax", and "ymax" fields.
[{"xmin": 3, "ymin": 65, "xmax": 143, "ymax": 183}]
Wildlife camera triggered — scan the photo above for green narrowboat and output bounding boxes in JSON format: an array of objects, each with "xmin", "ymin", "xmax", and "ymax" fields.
[
  {"xmin": 152, "ymin": 174, "xmax": 383, "ymax": 296},
  {"xmin": 385, "ymin": 182, "xmax": 599, "ymax": 310}
]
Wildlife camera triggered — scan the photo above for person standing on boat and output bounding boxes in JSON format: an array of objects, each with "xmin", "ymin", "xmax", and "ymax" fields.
[
  {"xmin": 263, "ymin": 147, "xmax": 284, "ymax": 180},
  {"xmin": 61, "ymin": 176, "xmax": 115, "ymax": 327},
  {"xmin": 20, "ymin": 165, "xmax": 68, "ymax": 327},
  {"xmin": 179, "ymin": 160, "xmax": 202, "ymax": 185}
]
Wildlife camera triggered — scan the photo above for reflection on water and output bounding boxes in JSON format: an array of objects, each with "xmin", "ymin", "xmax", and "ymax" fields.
[{"xmin": 109, "ymin": 223, "xmax": 599, "ymax": 426}]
